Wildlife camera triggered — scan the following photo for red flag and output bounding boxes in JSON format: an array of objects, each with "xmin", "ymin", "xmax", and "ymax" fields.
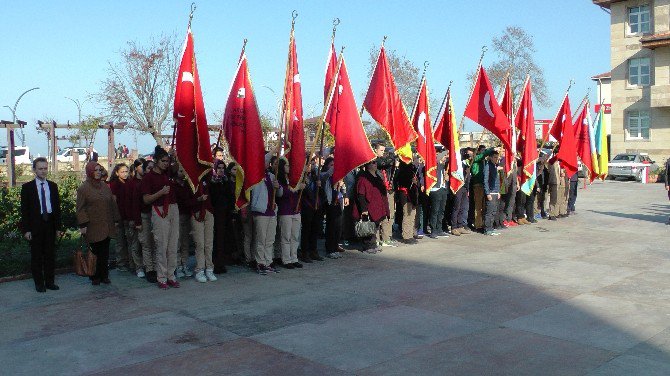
[
  {"xmin": 324, "ymin": 43, "xmax": 337, "ymax": 102},
  {"xmin": 325, "ymin": 54, "xmax": 376, "ymax": 183},
  {"xmin": 433, "ymin": 88, "xmax": 465, "ymax": 194},
  {"xmin": 500, "ymin": 78, "xmax": 515, "ymax": 174},
  {"xmin": 222, "ymin": 53, "xmax": 266, "ymax": 208},
  {"xmin": 174, "ymin": 27, "xmax": 211, "ymax": 192},
  {"xmin": 282, "ymin": 31, "xmax": 305, "ymax": 189},
  {"xmin": 572, "ymin": 101, "xmax": 595, "ymax": 182},
  {"xmin": 514, "ymin": 78, "xmax": 539, "ymax": 188},
  {"xmin": 464, "ymin": 65, "xmax": 511, "ymax": 151},
  {"xmin": 411, "ymin": 75, "xmax": 437, "ymax": 193},
  {"xmin": 549, "ymin": 95, "xmax": 578, "ymax": 178},
  {"xmin": 363, "ymin": 45, "xmax": 417, "ymax": 163}
]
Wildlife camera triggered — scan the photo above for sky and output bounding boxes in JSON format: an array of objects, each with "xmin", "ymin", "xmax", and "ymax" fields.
[{"xmin": 1, "ymin": 0, "xmax": 611, "ymax": 156}]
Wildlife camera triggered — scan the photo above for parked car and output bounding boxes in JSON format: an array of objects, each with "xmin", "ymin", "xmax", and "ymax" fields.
[
  {"xmin": 56, "ymin": 147, "xmax": 96, "ymax": 163},
  {"xmin": 0, "ymin": 146, "xmax": 32, "ymax": 165},
  {"xmin": 608, "ymin": 153, "xmax": 658, "ymax": 181}
]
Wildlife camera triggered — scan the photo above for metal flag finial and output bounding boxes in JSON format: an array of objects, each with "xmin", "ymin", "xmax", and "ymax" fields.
[
  {"xmin": 382, "ymin": 35, "xmax": 388, "ymax": 47},
  {"xmin": 332, "ymin": 17, "xmax": 340, "ymax": 39},
  {"xmin": 291, "ymin": 10, "xmax": 298, "ymax": 27},
  {"xmin": 188, "ymin": 3, "xmax": 196, "ymax": 28}
]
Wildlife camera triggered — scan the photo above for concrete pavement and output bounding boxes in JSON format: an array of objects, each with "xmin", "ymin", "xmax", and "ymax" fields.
[{"xmin": 1, "ymin": 179, "xmax": 669, "ymax": 375}]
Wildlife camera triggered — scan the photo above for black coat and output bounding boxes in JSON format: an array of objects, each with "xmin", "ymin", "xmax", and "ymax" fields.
[{"xmin": 20, "ymin": 179, "xmax": 61, "ymax": 234}]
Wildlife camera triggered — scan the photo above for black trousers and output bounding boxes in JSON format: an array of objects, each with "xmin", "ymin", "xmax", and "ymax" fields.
[
  {"xmin": 525, "ymin": 188, "xmax": 537, "ymax": 219},
  {"xmin": 485, "ymin": 194, "xmax": 500, "ymax": 232},
  {"xmin": 325, "ymin": 204, "xmax": 343, "ymax": 253},
  {"xmin": 30, "ymin": 217, "xmax": 57, "ymax": 288},
  {"xmin": 90, "ymin": 237, "xmax": 111, "ymax": 281},
  {"xmin": 300, "ymin": 206, "xmax": 323, "ymax": 256},
  {"xmin": 568, "ymin": 180, "xmax": 578, "ymax": 212},
  {"xmin": 451, "ymin": 187, "xmax": 468, "ymax": 229},
  {"xmin": 429, "ymin": 188, "xmax": 448, "ymax": 233},
  {"xmin": 515, "ymin": 190, "xmax": 527, "ymax": 220}
]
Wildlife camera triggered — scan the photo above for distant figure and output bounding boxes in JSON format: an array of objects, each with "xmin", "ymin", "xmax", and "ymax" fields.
[
  {"xmin": 87, "ymin": 146, "xmax": 98, "ymax": 162},
  {"xmin": 123, "ymin": 145, "xmax": 129, "ymax": 158},
  {"xmin": 116, "ymin": 143, "xmax": 123, "ymax": 159},
  {"xmin": 20, "ymin": 157, "xmax": 62, "ymax": 292}
]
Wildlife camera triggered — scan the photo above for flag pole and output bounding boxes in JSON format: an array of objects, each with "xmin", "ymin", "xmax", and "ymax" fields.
[
  {"xmin": 458, "ymin": 45, "xmax": 487, "ymax": 134},
  {"xmin": 540, "ymin": 79, "xmax": 573, "ymax": 149},
  {"xmin": 295, "ymin": 46, "xmax": 345, "ymax": 212},
  {"xmin": 271, "ymin": 10, "xmax": 298, "ymax": 210},
  {"xmin": 571, "ymin": 88, "xmax": 591, "ymax": 120}
]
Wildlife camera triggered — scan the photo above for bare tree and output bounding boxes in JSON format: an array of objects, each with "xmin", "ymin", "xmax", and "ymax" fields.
[
  {"xmin": 486, "ymin": 26, "xmax": 550, "ymax": 108},
  {"xmin": 97, "ymin": 34, "xmax": 179, "ymax": 147}
]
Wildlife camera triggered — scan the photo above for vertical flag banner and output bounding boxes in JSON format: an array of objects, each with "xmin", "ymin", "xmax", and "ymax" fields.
[
  {"xmin": 549, "ymin": 95, "xmax": 579, "ymax": 178},
  {"xmin": 282, "ymin": 29, "xmax": 305, "ymax": 189},
  {"xmin": 589, "ymin": 107, "xmax": 601, "ymax": 178},
  {"xmin": 325, "ymin": 54, "xmax": 376, "ymax": 183},
  {"xmin": 515, "ymin": 77, "xmax": 539, "ymax": 195},
  {"xmin": 573, "ymin": 100, "xmax": 595, "ymax": 182},
  {"xmin": 411, "ymin": 75, "xmax": 437, "ymax": 193},
  {"xmin": 433, "ymin": 88, "xmax": 464, "ymax": 193},
  {"xmin": 464, "ymin": 65, "xmax": 512, "ymax": 151},
  {"xmin": 500, "ymin": 77, "xmax": 515, "ymax": 175},
  {"xmin": 594, "ymin": 106, "xmax": 609, "ymax": 179},
  {"xmin": 174, "ymin": 27, "xmax": 212, "ymax": 192},
  {"xmin": 324, "ymin": 43, "xmax": 337, "ymax": 102},
  {"xmin": 222, "ymin": 53, "xmax": 266, "ymax": 208},
  {"xmin": 363, "ymin": 45, "xmax": 417, "ymax": 163}
]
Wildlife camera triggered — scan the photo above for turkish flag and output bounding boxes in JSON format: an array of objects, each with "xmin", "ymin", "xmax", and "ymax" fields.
[
  {"xmin": 174, "ymin": 27, "xmax": 211, "ymax": 192},
  {"xmin": 514, "ymin": 78, "xmax": 539, "ymax": 189},
  {"xmin": 222, "ymin": 53, "xmax": 266, "ymax": 208},
  {"xmin": 324, "ymin": 43, "xmax": 337, "ymax": 102},
  {"xmin": 325, "ymin": 54, "xmax": 376, "ymax": 183},
  {"xmin": 464, "ymin": 65, "xmax": 511, "ymax": 151},
  {"xmin": 282, "ymin": 32, "xmax": 305, "ymax": 189},
  {"xmin": 433, "ymin": 88, "xmax": 465, "ymax": 194},
  {"xmin": 500, "ymin": 78, "xmax": 516, "ymax": 174},
  {"xmin": 411, "ymin": 76, "xmax": 437, "ymax": 193},
  {"xmin": 549, "ymin": 95, "xmax": 578, "ymax": 178},
  {"xmin": 363, "ymin": 46, "xmax": 417, "ymax": 163},
  {"xmin": 573, "ymin": 101, "xmax": 595, "ymax": 182}
]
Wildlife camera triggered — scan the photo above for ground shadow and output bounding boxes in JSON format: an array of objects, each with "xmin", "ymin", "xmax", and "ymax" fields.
[{"xmin": 588, "ymin": 209, "xmax": 668, "ymax": 224}]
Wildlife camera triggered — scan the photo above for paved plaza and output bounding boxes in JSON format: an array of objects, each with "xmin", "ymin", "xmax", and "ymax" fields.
[{"xmin": 1, "ymin": 180, "xmax": 669, "ymax": 375}]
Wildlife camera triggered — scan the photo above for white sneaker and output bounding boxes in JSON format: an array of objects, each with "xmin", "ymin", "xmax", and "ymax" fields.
[
  {"xmin": 136, "ymin": 269, "xmax": 145, "ymax": 278},
  {"xmin": 182, "ymin": 267, "xmax": 193, "ymax": 277},
  {"xmin": 205, "ymin": 269, "xmax": 218, "ymax": 282},
  {"xmin": 327, "ymin": 252, "xmax": 341, "ymax": 259},
  {"xmin": 195, "ymin": 270, "xmax": 207, "ymax": 283},
  {"xmin": 175, "ymin": 266, "xmax": 185, "ymax": 278}
]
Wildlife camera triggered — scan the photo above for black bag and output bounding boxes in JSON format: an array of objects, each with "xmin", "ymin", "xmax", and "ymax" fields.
[{"xmin": 355, "ymin": 216, "xmax": 376, "ymax": 238}]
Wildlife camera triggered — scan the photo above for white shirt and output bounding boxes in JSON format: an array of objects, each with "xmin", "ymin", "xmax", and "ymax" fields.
[{"xmin": 35, "ymin": 178, "xmax": 52, "ymax": 214}]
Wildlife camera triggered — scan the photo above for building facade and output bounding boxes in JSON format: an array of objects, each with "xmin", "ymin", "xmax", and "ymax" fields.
[{"xmin": 594, "ymin": 0, "xmax": 670, "ymax": 162}]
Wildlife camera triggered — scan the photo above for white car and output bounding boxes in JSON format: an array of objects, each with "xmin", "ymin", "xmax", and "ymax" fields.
[
  {"xmin": 0, "ymin": 146, "xmax": 32, "ymax": 165},
  {"xmin": 608, "ymin": 153, "xmax": 658, "ymax": 181},
  {"xmin": 56, "ymin": 147, "xmax": 96, "ymax": 162}
]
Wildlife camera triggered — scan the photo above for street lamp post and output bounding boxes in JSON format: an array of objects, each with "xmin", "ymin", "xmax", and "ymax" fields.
[{"xmin": 4, "ymin": 87, "xmax": 39, "ymax": 147}]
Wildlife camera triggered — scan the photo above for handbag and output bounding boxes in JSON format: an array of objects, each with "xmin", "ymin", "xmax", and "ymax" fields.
[
  {"xmin": 355, "ymin": 215, "xmax": 377, "ymax": 238},
  {"xmin": 73, "ymin": 239, "xmax": 97, "ymax": 277}
]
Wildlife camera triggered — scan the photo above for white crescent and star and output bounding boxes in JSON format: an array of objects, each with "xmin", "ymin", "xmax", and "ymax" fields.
[
  {"xmin": 483, "ymin": 92, "xmax": 494, "ymax": 118},
  {"xmin": 181, "ymin": 72, "xmax": 194, "ymax": 83},
  {"xmin": 418, "ymin": 112, "xmax": 427, "ymax": 141}
]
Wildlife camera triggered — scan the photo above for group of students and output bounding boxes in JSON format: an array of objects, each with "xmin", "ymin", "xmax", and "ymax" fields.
[
  {"xmin": 23, "ymin": 141, "xmax": 579, "ymax": 292},
  {"xmin": 105, "ymin": 140, "xmax": 579, "ymax": 285}
]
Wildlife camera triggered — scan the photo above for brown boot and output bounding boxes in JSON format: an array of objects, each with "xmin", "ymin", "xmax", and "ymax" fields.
[
  {"xmin": 451, "ymin": 228, "xmax": 461, "ymax": 236},
  {"xmin": 520, "ymin": 218, "xmax": 531, "ymax": 225}
]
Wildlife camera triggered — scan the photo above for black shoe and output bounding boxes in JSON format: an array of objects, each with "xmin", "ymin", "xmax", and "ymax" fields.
[
  {"xmin": 283, "ymin": 263, "xmax": 295, "ymax": 269},
  {"xmin": 400, "ymin": 238, "xmax": 418, "ymax": 245},
  {"xmin": 528, "ymin": 219, "xmax": 538, "ymax": 223},
  {"xmin": 45, "ymin": 284, "xmax": 60, "ymax": 291},
  {"xmin": 214, "ymin": 266, "xmax": 228, "ymax": 274},
  {"xmin": 101, "ymin": 278, "xmax": 111, "ymax": 284},
  {"xmin": 247, "ymin": 261, "xmax": 257, "ymax": 269},
  {"xmin": 428, "ymin": 233, "xmax": 439, "ymax": 239},
  {"xmin": 146, "ymin": 271, "xmax": 158, "ymax": 283},
  {"xmin": 92, "ymin": 279, "xmax": 101, "ymax": 286},
  {"xmin": 292, "ymin": 262, "xmax": 303, "ymax": 268},
  {"xmin": 548, "ymin": 216, "xmax": 557, "ymax": 221},
  {"xmin": 310, "ymin": 254, "xmax": 324, "ymax": 261},
  {"xmin": 35, "ymin": 285, "xmax": 46, "ymax": 293},
  {"xmin": 299, "ymin": 256, "xmax": 313, "ymax": 263}
]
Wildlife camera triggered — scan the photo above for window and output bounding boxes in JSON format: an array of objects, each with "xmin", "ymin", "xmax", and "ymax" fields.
[
  {"xmin": 629, "ymin": 5, "xmax": 651, "ymax": 34},
  {"xmin": 627, "ymin": 110, "xmax": 650, "ymax": 140},
  {"xmin": 629, "ymin": 58, "xmax": 651, "ymax": 86}
]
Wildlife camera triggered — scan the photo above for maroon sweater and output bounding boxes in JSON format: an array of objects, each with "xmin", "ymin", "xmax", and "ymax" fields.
[{"xmin": 353, "ymin": 171, "xmax": 390, "ymax": 222}]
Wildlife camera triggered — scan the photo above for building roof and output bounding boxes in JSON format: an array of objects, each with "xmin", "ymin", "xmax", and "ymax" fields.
[
  {"xmin": 591, "ymin": 71, "xmax": 611, "ymax": 80},
  {"xmin": 641, "ymin": 32, "xmax": 670, "ymax": 49},
  {"xmin": 592, "ymin": 0, "xmax": 624, "ymax": 9}
]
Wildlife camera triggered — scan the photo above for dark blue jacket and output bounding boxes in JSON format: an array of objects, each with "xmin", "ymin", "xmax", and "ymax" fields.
[{"xmin": 483, "ymin": 160, "xmax": 500, "ymax": 195}]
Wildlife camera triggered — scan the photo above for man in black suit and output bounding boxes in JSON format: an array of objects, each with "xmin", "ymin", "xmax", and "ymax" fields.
[{"xmin": 20, "ymin": 157, "xmax": 62, "ymax": 292}]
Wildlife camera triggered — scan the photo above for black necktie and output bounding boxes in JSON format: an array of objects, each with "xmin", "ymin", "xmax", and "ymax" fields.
[{"xmin": 40, "ymin": 182, "xmax": 49, "ymax": 221}]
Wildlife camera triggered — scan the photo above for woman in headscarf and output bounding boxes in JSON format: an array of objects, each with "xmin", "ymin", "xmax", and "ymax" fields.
[
  {"xmin": 77, "ymin": 162, "xmax": 121, "ymax": 285},
  {"xmin": 108, "ymin": 163, "xmax": 132, "ymax": 272},
  {"xmin": 210, "ymin": 159, "xmax": 230, "ymax": 274},
  {"xmin": 276, "ymin": 157, "xmax": 305, "ymax": 269},
  {"xmin": 352, "ymin": 161, "xmax": 390, "ymax": 254}
]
